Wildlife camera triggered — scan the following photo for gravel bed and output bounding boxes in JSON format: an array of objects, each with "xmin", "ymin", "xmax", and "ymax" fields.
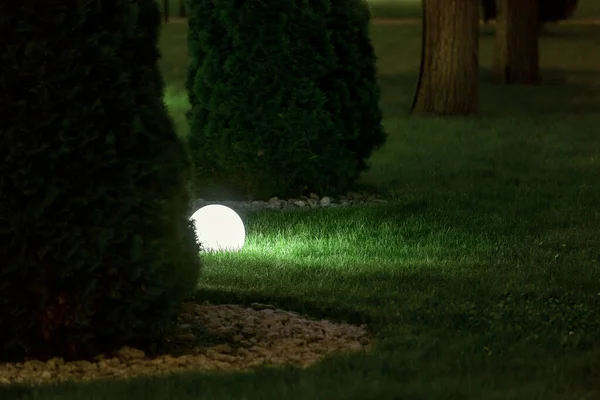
[{"xmin": 0, "ymin": 301, "xmax": 371, "ymax": 386}]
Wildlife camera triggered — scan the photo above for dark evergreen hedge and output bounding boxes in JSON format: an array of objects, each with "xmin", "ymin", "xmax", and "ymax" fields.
[
  {"xmin": 185, "ymin": 0, "xmax": 385, "ymax": 200},
  {"xmin": 0, "ymin": 0, "xmax": 201, "ymax": 362},
  {"xmin": 326, "ymin": 0, "xmax": 385, "ymax": 174}
]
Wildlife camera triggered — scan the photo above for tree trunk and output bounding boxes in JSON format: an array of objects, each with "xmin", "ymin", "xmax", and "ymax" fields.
[
  {"xmin": 163, "ymin": 0, "xmax": 170, "ymax": 23},
  {"xmin": 481, "ymin": 0, "xmax": 497, "ymax": 22},
  {"xmin": 411, "ymin": 0, "xmax": 480, "ymax": 116},
  {"xmin": 179, "ymin": 0, "xmax": 186, "ymax": 18},
  {"xmin": 492, "ymin": 0, "xmax": 539, "ymax": 84}
]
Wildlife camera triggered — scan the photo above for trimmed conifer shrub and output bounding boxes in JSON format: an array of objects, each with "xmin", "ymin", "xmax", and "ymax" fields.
[
  {"xmin": 185, "ymin": 0, "xmax": 385, "ymax": 200},
  {"xmin": 324, "ymin": 0, "xmax": 386, "ymax": 174},
  {"xmin": 0, "ymin": 0, "xmax": 201, "ymax": 362}
]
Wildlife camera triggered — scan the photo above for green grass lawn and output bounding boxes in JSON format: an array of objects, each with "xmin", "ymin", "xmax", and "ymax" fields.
[{"xmin": 4, "ymin": 18, "xmax": 600, "ymax": 400}]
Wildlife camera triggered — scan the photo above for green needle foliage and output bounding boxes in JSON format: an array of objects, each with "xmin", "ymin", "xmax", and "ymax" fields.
[
  {"xmin": 186, "ymin": 0, "xmax": 385, "ymax": 200},
  {"xmin": 0, "ymin": 0, "xmax": 201, "ymax": 362},
  {"xmin": 326, "ymin": 0, "xmax": 386, "ymax": 172}
]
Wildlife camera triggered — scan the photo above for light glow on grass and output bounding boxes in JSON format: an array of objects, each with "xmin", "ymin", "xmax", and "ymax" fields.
[
  {"xmin": 200, "ymin": 205, "xmax": 458, "ymax": 276},
  {"xmin": 190, "ymin": 205, "xmax": 246, "ymax": 252}
]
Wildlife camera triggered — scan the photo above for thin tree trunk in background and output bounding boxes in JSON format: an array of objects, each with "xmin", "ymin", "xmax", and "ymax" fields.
[
  {"xmin": 163, "ymin": 0, "xmax": 170, "ymax": 23},
  {"xmin": 179, "ymin": 0, "xmax": 186, "ymax": 18},
  {"xmin": 481, "ymin": 0, "xmax": 496, "ymax": 22},
  {"xmin": 492, "ymin": 0, "xmax": 539, "ymax": 84},
  {"xmin": 411, "ymin": 0, "xmax": 479, "ymax": 116}
]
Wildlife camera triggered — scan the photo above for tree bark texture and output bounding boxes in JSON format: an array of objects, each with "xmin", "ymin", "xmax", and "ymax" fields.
[
  {"xmin": 163, "ymin": 0, "xmax": 170, "ymax": 22},
  {"xmin": 411, "ymin": 0, "xmax": 479, "ymax": 116},
  {"xmin": 179, "ymin": 0, "xmax": 186, "ymax": 18},
  {"xmin": 492, "ymin": 0, "xmax": 540, "ymax": 84}
]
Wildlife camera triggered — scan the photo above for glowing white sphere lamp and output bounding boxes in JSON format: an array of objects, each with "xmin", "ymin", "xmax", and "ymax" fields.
[{"xmin": 190, "ymin": 205, "xmax": 246, "ymax": 252}]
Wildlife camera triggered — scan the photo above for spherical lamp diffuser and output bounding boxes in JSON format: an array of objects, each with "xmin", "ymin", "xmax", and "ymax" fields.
[{"xmin": 190, "ymin": 205, "xmax": 246, "ymax": 252}]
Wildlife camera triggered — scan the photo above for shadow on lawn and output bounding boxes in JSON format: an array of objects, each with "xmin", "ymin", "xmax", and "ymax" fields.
[
  {"xmin": 378, "ymin": 67, "xmax": 600, "ymax": 117},
  {"xmin": 194, "ymin": 257, "xmax": 600, "ymax": 344},
  {"xmin": 479, "ymin": 23, "xmax": 600, "ymax": 37},
  {"xmin": 3, "ymin": 257, "xmax": 598, "ymax": 398},
  {"xmin": 480, "ymin": 68, "xmax": 600, "ymax": 117}
]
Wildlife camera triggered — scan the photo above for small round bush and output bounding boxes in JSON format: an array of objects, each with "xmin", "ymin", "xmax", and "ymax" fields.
[{"xmin": 0, "ymin": 0, "xmax": 201, "ymax": 362}]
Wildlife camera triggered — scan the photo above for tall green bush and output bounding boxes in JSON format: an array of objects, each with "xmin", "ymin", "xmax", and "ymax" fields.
[
  {"xmin": 185, "ymin": 0, "xmax": 385, "ymax": 200},
  {"xmin": 0, "ymin": 0, "xmax": 201, "ymax": 362},
  {"xmin": 325, "ymin": 0, "xmax": 386, "ymax": 172}
]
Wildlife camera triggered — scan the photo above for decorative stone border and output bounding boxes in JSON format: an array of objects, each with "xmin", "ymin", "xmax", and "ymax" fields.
[{"xmin": 189, "ymin": 191, "xmax": 389, "ymax": 215}]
